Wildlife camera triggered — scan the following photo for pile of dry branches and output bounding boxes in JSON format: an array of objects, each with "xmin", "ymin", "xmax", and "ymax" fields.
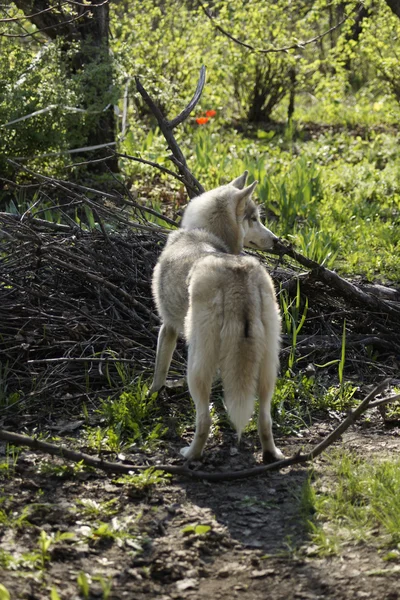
[
  {"xmin": 0, "ymin": 193, "xmax": 172, "ymax": 416},
  {"xmin": 1, "ymin": 178, "xmax": 399, "ymax": 423},
  {"xmin": 1, "ymin": 68, "xmax": 399, "ymax": 424}
]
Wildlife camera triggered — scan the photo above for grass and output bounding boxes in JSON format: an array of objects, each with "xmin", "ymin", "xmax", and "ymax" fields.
[
  {"xmin": 118, "ymin": 113, "xmax": 400, "ymax": 282},
  {"xmin": 301, "ymin": 451, "xmax": 400, "ymax": 558},
  {"xmin": 84, "ymin": 376, "xmax": 169, "ymax": 453}
]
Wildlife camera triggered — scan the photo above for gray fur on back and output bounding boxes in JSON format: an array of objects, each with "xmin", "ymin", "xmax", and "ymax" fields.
[{"xmin": 152, "ymin": 228, "xmax": 229, "ymax": 333}]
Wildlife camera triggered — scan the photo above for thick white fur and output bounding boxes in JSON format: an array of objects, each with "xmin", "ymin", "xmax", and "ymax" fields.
[{"xmin": 151, "ymin": 172, "xmax": 283, "ymax": 463}]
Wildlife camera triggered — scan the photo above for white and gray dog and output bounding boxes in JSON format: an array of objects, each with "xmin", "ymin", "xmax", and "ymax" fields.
[{"xmin": 150, "ymin": 172, "xmax": 283, "ymax": 463}]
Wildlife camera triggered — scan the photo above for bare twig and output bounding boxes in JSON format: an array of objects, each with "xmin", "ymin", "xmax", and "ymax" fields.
[
  {"xmin": 198, "ymin": 0, "xmax": 355, "ymax": 54},
  {"xmin": 0, "ymin": 380, "xmax": 395, "ymax": 482},
  {"xmin": 135, "ymin": 67, "xmax": 206, "ymax": 199},
  {"xmin": 114, "ymin": 151, "xmax": 186, "ymax": 187}
]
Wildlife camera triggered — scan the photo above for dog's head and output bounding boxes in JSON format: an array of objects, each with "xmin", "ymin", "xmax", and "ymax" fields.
[
  {"xmin": 181, "ymin": 171, "xmax": 278, "ymax": 253},
  {"xmin": 231, "ymin": 172, "xmax": 278, "ymax": 251}
]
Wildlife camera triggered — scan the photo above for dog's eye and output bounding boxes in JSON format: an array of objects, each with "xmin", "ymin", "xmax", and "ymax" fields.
[{"xmin": 251, "ymin": 217, "xmax": 258, "ymax": 223}]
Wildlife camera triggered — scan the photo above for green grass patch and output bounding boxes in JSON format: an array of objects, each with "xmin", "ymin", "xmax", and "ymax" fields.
[
  {"xmin": 302, "ymin": 452, "xmax": 400, "ymax": 558},
  {"xmin": 85, "ymin": 377, "xmax": 168, "ymax": 454}
]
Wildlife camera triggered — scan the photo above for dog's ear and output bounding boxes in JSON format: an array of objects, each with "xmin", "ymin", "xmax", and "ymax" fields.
[
  {"xmin": 229, "ymin": 171, "xmax": 249, "ymax": 190},
  {"xmin": 235, "ymin": 180, "xmax": 258, "ymax": 216}
]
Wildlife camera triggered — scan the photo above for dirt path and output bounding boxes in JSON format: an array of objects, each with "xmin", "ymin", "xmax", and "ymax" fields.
[{"xmin": 1, "ymin": 427, "xmax": 399, "ymax": 599}]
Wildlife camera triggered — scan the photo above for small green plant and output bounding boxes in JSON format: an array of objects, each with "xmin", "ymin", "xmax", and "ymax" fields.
[
  {"xmin": 37, "ymin": 459, "xmax": 90, "ymax": 478},
  {"xmin": 98, "ymin": 377, "xmax": 168, "ymax": 449},
  {"xmin": 37, "ymin": 530, "xmax": 75, "ymax": 570},
  {"xmin": 181, "ymin": 523, "xmax": 212, "ymax": 536},
  {"xmin": 38, "ymin": 529, "xmax": 52, "ymax": 570},
  {"xmin": 0, "ymin": 444, "xmax": 21, "ymax": 478},
  {"xmin": 50, "ymin": 588, "xmax": 62, "ymax": 600},
  {"xmin": 279, "ymin": 280, "xmax": 308, "ymax": 374},
  {"xmin": 315, "ymin": 320, "xmax": 356, "ymax": 410},
  {"xmin": 0, "ymin": 584, "xmax": 10, "ymax": 600},
  {"xmin": 77, "ymin": 571, "xmax": 90, "ymax": 600},
  {"xmin": 77, "ymin": 497, "xmax": 119, "ymax": 520},
  {"xmin": 92, "ymin": 575, "xmax": 113, "ymax": 600},
  {"xmin": 114, "ymin": 468, "xmax": 171, "ymax": 491}
]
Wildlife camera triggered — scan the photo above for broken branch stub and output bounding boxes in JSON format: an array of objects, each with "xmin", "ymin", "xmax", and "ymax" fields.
[{"xmin": 135, "ymin": 66, "xmax": 206, "ymax": 199}]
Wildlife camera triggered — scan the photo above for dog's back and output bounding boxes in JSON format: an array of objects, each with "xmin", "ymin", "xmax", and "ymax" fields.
[{"xmin": 152, "ymin": 228, "xmax": 229, "ymax": 334}]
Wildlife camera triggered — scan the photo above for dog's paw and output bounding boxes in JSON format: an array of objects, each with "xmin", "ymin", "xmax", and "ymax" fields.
[
  {"xmin": 147, "ymin": 383, "xmax": 161, "ymax": 397},
  {"xmin": 180, "ymin": 446, "xmax": 201, "ymax": 461},
  {"xmin": 262, "ymin": 448, "xmax": 285, "ymax": 464}
]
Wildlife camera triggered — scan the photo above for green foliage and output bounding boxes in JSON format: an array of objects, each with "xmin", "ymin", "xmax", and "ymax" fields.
[
  {"xmin": 279, "ymin": 280, "xmax": 308, "ymax": 374},
  {"xmin": 95, "ymin": 378, "xmax": 167, "ymax": 451},
  {"xmin": 0, "ymin": 585, "xmax": 10, "ymax": 600},
  {"xmin": 76, "ymin": 498, "xmax": 119, "ymax": 520},
  {"xmin": 181, "ymin": 523, "xmax": 212, "ymax": 536},
  {"xmin": 114, "ymin": 468, "xmax": 171, "ymax": 491},
  {"xmin": 77, "ymin": 572, "xmax": 90, "ymax": 600},
  {"xmin": 268, "ymin": 374, "xmax": 358, "ymax": 435},
  {"xmin": 303, "ymin": 452, "xmax": 400, "ymax": 556}
]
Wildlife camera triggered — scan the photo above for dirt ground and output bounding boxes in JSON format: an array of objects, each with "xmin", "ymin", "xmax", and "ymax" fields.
[{"xmin": 1, "ymin": 420, "xmax": 400, "ymax": 600}]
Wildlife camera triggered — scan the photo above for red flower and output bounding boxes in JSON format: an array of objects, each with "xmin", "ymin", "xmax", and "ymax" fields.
[
  {"xmin": 196, "ymin": 117, "xmax": 209, "ymax": 125},
  {"xmin": 206, "ymin": 110, "xmax": 217, "ymax": 118}
]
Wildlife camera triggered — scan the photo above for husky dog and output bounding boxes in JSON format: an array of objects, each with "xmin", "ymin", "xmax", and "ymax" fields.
[{"xmin": 150, "ymin": 171, "xmax": 284, "ymax": 463}]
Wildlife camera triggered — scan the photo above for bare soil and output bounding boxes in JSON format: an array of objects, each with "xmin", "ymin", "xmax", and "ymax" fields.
[{"xmin": 1, "ymin": 421, "xmax": 399, "ymax": 600}]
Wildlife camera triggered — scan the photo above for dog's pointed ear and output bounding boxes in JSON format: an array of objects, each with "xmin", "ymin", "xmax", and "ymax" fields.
[
  {"xmin": 235, "ymin": 180, "xmax": 258, "ymax": 216},
  {"xmin": 230, "ymin": 171, "xmax": 249, "ymax": 190}
]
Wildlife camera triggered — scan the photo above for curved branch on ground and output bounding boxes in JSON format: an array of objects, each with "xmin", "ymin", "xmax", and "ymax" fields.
[
  {"xmin": 271, "ymin": 239, "xmax": 400, "ymax": 320},
  {"xmin": 0, "ymin": 380, "xmax": 397, "ymax": 483}
]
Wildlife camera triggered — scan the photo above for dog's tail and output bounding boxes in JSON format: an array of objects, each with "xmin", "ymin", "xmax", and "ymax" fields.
[{"xmin": 218, "ymin": 294, "xmax": 266, "ymax": 438}]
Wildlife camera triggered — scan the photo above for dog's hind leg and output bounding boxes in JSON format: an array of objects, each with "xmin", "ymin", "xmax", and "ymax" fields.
[
  {"xmin": 180, "ymin": 337, "xmax": 217, "ymax": 461},
  {"xmin": 149, "ymin": 323, "xmax": 179, "ymax": 394},
  {"xmin": 257, "ymin": 357, "xmax": 284, "ymax": 464}
]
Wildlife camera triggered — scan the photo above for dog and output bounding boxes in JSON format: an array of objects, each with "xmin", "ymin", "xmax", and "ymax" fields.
[{"xmin": 150, "ymin": 171, "xmax": 284, "ymax": 463}]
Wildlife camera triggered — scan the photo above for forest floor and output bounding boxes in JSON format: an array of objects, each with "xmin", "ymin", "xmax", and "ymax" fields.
[{"xmin": 1, "ymin": 415, "xmax": 399, "ymax": 600}]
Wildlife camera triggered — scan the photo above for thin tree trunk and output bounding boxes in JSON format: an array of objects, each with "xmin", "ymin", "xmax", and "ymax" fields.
[{"xmin": 13, "ymin": 0, "xmax": 118, "ymax": 174}]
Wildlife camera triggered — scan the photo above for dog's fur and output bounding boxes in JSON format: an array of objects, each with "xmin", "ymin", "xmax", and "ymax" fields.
[{"xmin": 150, "ymin": 171, "xmax": 283, "ymax": 463}]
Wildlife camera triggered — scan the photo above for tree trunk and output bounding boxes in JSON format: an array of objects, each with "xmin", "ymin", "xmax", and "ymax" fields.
[{"xmin": 13, "ymin": 0, "xmax": 118, "ymax": 174}]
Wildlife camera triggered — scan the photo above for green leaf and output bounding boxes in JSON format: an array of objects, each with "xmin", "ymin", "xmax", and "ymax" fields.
[
  {"xmin": 0, "ymin": 585, "xmax": 10, "ymax": 600},
  {"xmin": 194, "ymin": 524, "xmax": 211, "ymax": 535},
  {"xmin": 50, "ymin": 588, "xmax": 62, "ymax": 600},
  {"xmin": 181, "ymin": 525, "xmax": 196, "ymax": 535}
]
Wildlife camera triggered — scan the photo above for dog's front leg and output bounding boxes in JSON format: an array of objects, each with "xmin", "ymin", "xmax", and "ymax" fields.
[{"xmin": 149, "ymin": 323, "xmax": 178, "ymax": 394}]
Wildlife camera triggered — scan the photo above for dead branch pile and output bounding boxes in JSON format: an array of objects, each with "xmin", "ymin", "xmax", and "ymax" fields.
[
  {"xmin": 0, "ymin": 200, "xmax": 173, "ymax": 415},
  {"xmin": 1, "ymin": 183, "xmax": 399, "ymax": 422},
  {"xmin": 1, "ymin": 68, "xmax": 399, "ymax": 421}
]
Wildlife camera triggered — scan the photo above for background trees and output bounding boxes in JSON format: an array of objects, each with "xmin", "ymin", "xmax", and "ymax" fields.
[{"xmin": 1, "ymin": 0, "xmax": 400, "ymax": 180}]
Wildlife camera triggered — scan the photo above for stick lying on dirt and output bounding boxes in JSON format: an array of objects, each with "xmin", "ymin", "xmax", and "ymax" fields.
[{"xmin": 0, "ymin": 380, "xmax": 398, "ymax": 482}]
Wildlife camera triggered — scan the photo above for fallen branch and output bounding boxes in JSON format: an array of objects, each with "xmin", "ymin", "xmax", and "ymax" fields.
[
  {"xmin": 0, "ymin": 380, "xmax": 396, "ymax": 482},
  {"xmin": 272, "ymin": 239, "xmax": 400, "ymax": 320}
]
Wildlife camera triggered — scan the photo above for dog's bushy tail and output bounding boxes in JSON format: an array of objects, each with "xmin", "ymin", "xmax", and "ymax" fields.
[{"xmin": 219, "ymin": 296, "xmax": 266, "ymax": 439}]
